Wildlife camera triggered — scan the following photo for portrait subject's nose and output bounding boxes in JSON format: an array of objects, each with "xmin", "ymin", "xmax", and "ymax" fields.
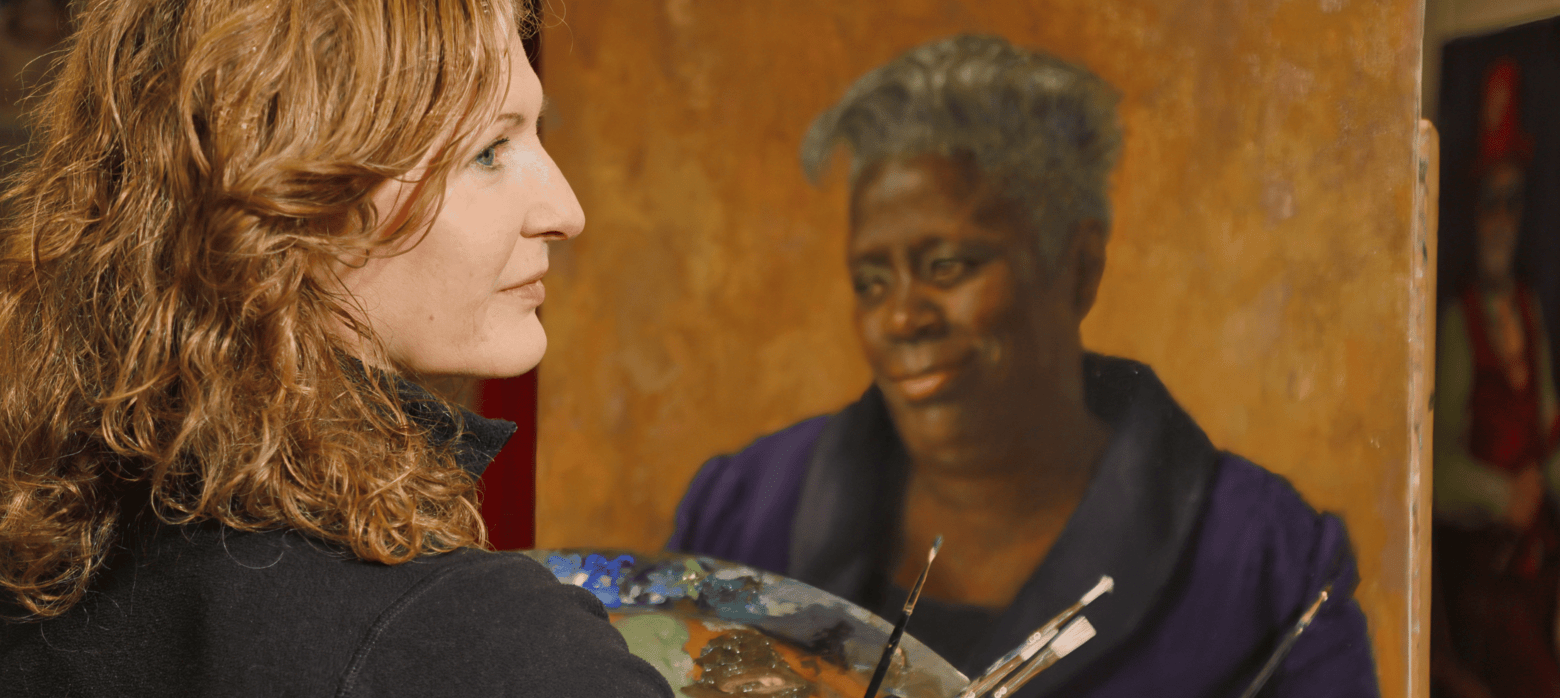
[{"xmin": 883, "ymin": 280, "xmax": 945, "ymax": 342}]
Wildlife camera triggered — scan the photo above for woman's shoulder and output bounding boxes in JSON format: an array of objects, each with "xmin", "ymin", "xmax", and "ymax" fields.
[
  {"xmin": 1111, "ymin": 455, "xmax": 1377, "ymax": 697},
  {"xmin": 667, "ymin": 414, "xmax": 832, "ymax": 566},
  {"xmin": 675, "ymin": 414, "xmax": 833, "ymax": 519},
  {"xmin": 4, "ymin": 525, "xmax": 672, "ymax": 697},
  {"xmin": 1194, "ymin": 454, "xmax": 1360, "ymax": 600},
  {"xmin": 193, "ymin": 531, "xmax": 673, "ymax": 696},
  {"xmin": 333, "ymin": 549, "xmax": 673, "ymax": 697},
  {"xmin": 161, "ymin": 528, "xmax": 615, "ymax": 628},
  {"xmin": 1202, "ymin": 455, "xmax": 1347, "ymax": 547},
  {"xmin": 130, "ymin": 525, "xmax": 599, "ymax": 640},
  {"xmin": 704, "ymin": 415, "xmax": 834, "ymax": 475}
]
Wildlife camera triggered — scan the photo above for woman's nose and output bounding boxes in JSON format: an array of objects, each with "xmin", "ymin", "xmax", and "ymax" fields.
[
  {"xmin": 523, "ymin": 147, "xmax": 585, "ymax": 241},
  {"xmin": 883, "ymin": 281, "xmax": 945, "ymax": 341}
]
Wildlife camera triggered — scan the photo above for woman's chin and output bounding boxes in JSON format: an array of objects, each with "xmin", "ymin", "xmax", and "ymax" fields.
[
  {"xmin": 462, "ymin": 309, "xmax": 547, "ymax": 377},
  {"xmin": 485, "ymin": 328, "xmax": 547, "ymax": 378},
  {"xmin": 397, "ymin": 314, "xmax": 547, "ymax": 379}
]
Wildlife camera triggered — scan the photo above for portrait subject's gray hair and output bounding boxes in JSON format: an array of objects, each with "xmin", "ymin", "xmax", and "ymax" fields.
[{"xmin": 801, "ymin": 34, "xmax": 1123, "ymax": 265}]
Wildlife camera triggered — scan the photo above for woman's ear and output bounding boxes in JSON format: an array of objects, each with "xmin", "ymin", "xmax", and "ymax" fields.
[{"xmin": 1070, "ymin": 219, "xmax": 1108, "ymax": 319}]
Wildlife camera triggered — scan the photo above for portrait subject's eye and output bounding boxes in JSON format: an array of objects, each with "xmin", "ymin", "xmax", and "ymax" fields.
[
  {"xmin": 852, "ymin": 271, "xmax": 887, "ymax": 303},
  {"xmin": 927, "ymin": 257, "xmax": 972, "ymax": 285}
]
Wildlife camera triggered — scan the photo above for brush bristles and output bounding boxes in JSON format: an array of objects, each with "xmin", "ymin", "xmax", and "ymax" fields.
[{"xmin": 1082, "ymin": 575, "xmax": 1114, "ymax": 605}]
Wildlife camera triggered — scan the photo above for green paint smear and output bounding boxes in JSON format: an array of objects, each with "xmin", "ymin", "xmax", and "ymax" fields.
[{"xmin": 614, "ymin": 614, "xmax": 695, "ymax": 691}]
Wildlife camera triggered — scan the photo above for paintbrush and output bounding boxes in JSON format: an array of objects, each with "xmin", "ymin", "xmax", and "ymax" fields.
[
  {"xmin": 862, "ymin": 535, "xmax": 943, "ymax": 698},
  {"xmin": 1235, "ymin": 582, "xmax": 1333, "ymax": 698},
  {"xmin": 986, "ymin": 614, "xmax": 1098, "ymax": 698},
  {"xmin": 954, "ymin": 575, "xmax": 1113, "ymax": 698}
]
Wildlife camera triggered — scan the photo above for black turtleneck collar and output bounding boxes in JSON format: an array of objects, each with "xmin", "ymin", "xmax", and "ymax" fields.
[
  {"xmin": 390, "ymin": 376, "xmax": 518, "ymax": 478},
  {"xmin": 338, "ymin": 355, "xmax": 519, "ymax": 477}
]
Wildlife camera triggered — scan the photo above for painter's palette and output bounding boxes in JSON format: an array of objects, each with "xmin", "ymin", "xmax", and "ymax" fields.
[{"xmin": 524, "ymin": 549, "xmax": 968, "ymax": 698}]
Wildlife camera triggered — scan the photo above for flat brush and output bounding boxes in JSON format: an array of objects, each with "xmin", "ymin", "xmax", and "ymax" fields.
[
  {"xmin": 863, "ymin": 535, "xmax": 943, "ymax": 698},
  {"xmin": 955, "ymin": 575, "xmax": 1114, "ymax": 698},
  {"xmin": 987, "ymin": 615, "xmax": 1098, "ymax": 698}
]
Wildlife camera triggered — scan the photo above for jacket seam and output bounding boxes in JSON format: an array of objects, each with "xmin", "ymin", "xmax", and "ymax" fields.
[{"xmin": 332, "ymin": 560, "xmax": 471, "ymax": 697}]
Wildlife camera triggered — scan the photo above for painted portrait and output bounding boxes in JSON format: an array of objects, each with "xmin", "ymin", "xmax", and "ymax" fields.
[
  {"xmin": 521, "ymin": 1, "xmax": 1426, "ymax": 696},
  {"xmin": 1431, "ymin": 16, "xmax": 1560, "ymax": 698}
]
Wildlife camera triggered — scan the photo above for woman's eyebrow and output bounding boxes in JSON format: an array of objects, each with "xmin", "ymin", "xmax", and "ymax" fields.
[
  {"xmin": 493, "ymin": 96, "xmax": 552, "ymax": 130},
  {"xmin": 493, "ymin": 113, "xmax": 527, "ymax": 129}
]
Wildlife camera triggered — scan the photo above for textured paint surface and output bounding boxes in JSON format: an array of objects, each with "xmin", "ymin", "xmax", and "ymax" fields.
[
  {"xmin": 533, "ymin": 2, "xmax": 1424, "ymax": 696},
  {"xmin": 612, "ymin": 614, "xmax": 694, "ymax": 692},
  {"xmin": 527, "ymin": 549, "xmax": 967, "ymax": 696}
]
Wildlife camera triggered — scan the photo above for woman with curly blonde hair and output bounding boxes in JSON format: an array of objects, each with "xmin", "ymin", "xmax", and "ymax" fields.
[{"xmin": 0, "ymin": 1, "xmax": 672, "ymax": 696}]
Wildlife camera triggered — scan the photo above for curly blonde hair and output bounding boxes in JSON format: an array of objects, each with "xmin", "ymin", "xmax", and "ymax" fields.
[{"xmin": 0, "ymin": 0, "xmax": 534, "ymax": 619}]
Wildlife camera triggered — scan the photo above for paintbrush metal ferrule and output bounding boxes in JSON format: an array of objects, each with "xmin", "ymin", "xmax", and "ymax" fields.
[
  {"xmin": 902, "ymin": 535, "xmax": 942, "ymax": 615},
  {"xmin": 990, "ymin": 616, "xmax": 1098, "ymax": 698},
  {"xmin": 955, "ymin": 575, "xmax": 1113, "ymax": 698},
  {"xmin": 1236, "ymin": 583, "xmax": 1334, "ymax": 698}
]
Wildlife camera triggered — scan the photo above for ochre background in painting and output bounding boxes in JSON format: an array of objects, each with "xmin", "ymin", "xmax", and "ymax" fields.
[{"xmin": 532, "ymin": 1, "xmax": 1425, "ymax": 695}]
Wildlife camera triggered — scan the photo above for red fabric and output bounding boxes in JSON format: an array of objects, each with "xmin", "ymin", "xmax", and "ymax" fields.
[
  {"xmin": 478, "ymin": 370, "xmax": 537, "ymax": 551},
  {"xmin": 1437, "ymin": 526, "xmax": 1560, "ymax": 698},
  {"xmin": 1477, "ymin": 58, "xmax": 1535, "ymax": 172},
  {"xmin": 1463, "ymin": 283, "xmax": 1547, "ymax": 475},
  {"xmin": 1438, "ymin": 285, "xmax": 1560, "ymax": 698}
]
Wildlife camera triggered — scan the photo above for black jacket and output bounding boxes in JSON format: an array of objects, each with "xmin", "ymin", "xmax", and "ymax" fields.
[{"xmin": 0, "ymin": 382, "xmax": 674, "ymax": 698}]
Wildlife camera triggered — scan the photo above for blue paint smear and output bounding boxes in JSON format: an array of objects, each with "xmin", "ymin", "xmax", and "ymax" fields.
[
  {"xmin": 547, "ymin": 553, "xmax": 635, "ymax": 608},
  {"xmin": 642, "ymin": 559, "xmax": 707, "ymax": 603},
  {"xmin": 546, "ymin": 553, "xmax": 584, "ymax": 580},
  {"xmin": 586, "ymin": 554, "xmax": 635, "ymax": 608},
  {"xmin": 696, "ymin": 574, "xmax": 768, "ymax": 623}
]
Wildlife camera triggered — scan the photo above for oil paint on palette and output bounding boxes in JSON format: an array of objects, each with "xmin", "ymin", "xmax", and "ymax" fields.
[{"xmin": 524, "ymin": 549, "xmax": 968, "ymax": 698}]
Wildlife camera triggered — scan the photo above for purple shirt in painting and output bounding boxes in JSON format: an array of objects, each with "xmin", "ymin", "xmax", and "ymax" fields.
[{"xmin": 669, "ymin": 355, "xmax": 1380, "ymax": 698}]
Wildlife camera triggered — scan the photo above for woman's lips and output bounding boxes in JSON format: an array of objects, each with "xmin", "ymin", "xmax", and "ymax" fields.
[
  {"xmin": 504, "ymin": 279, "xmax": 546, "ymax": 307},
  {"xmin": 891, "ymin": 367, "xmax": 959, "ymax": 402}
]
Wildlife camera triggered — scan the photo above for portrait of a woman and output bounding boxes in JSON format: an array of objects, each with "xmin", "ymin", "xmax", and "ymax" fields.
[{"xmin": 669, "ymin": 34, "xmax": 1379, "ymax": 698}]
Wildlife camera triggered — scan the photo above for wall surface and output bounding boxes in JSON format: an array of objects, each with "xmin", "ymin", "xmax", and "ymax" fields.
[{"xmin": 534, "ymin": 1, "xmax": 1426, "ymax": 695}]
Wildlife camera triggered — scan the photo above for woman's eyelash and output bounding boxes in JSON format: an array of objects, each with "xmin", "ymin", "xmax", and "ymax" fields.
[{"xmin": 474, "ymin": 137, "xmax": 511, "ymax": 169}]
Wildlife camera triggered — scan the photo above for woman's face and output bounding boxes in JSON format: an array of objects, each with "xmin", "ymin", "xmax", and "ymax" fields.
[
  {"xmin": 337, "ymin": 35, "xmax": 583, "ymax": 379},
  {"xmin": 848, "ymin": 155, "xmax": 1091, "ymax": 453}
]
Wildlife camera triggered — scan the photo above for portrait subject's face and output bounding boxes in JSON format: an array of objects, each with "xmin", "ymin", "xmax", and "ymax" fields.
[
  {"xmin": 848, "ymin": 155, "xmax": 1086, "ymax": 451},
  {"xmin": 1476, "ymin": 160, "xmax": 1523, "ymax": 283},
  {"xmin": 337, "ymin": 35, "xmax": 584, "ymax": 379}
]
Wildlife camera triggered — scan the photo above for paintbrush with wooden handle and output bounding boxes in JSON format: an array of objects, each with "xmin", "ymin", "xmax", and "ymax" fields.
[
  {"xmin": 954, "ymin": 575, "xmax": 1113, "ymax": 698},
  {"xmin": 1235, "ymin": 582, "xmax": 1333, "ymax": 698},
  {"xmin": 985, "ymin": 614, "xmax": 1098, "ymax": 698},
  {"xmin": 863, "ymin": 535, "xmax": 943, "ymax": 698}
]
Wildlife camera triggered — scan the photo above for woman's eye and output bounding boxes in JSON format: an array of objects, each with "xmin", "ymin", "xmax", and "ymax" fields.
[
  {"xmin": 852, "ymin": 275, "xmax": 884, "ymax": 301},
  {"xmin": 474, "ymin": 137, "xmax": 509, "ymax": 169},
  {"xmin": 928, "ymin": 258, "xmax": 969, "ymax": 282}
]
